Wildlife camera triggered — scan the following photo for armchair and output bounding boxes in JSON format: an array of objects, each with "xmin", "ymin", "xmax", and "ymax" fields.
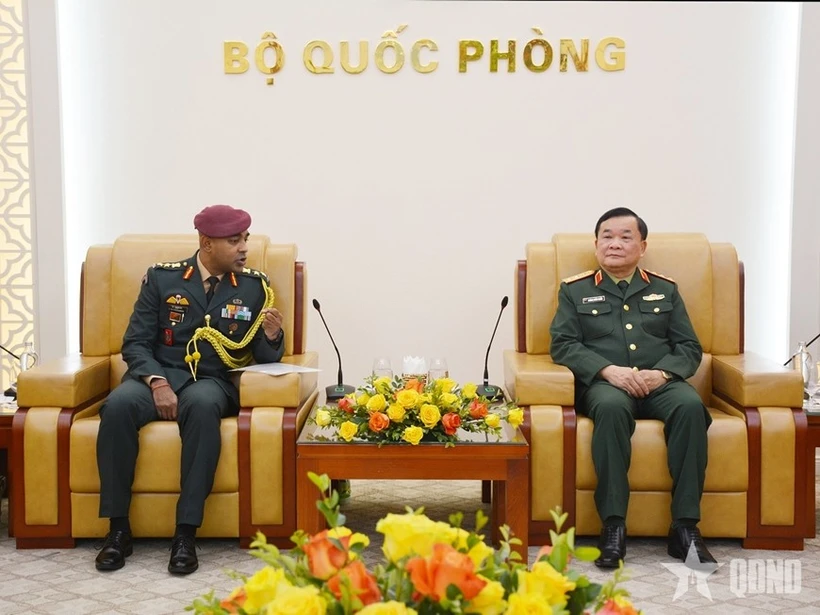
[
  {"xmin": 12, "ymin": 234, "xmax": 318, "ymax": 548},
  {"xmin": 504, "ymin": 233, "xmax": 809, "ymax": 549}
]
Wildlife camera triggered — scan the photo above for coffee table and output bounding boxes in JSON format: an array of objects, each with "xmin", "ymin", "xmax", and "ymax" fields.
[{"xmin": 296, "ymin": 407, "xmax": 530, "ymax": 559}]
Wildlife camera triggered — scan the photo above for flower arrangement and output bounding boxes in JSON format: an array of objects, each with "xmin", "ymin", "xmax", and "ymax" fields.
[
  {"xmin": 188, "ymin": 473, "xmax": 641, "ymax": 615},
  {"xmin": 309, "ymin": 375, "xmax": 524, "ymax": 446}
]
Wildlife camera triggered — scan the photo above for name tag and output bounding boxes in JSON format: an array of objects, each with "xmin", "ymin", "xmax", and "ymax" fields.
[{"xmin": 582, "ymin": 295, "xmax": 606, "ymax": 304}]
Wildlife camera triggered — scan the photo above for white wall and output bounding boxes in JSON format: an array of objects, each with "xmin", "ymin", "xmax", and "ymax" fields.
[{"xmin": 45, "ymin": 0, "xmax": 803, "ymax": 390}]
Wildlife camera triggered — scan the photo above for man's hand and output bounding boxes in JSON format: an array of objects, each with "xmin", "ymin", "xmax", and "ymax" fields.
[
  {"xmin": 637, "ymin": 369, "xmax": 668, "ymax": 394},
  {"xmin": 151, "ymin": 380, "xmax": 178, "ymax": 420},
  {"xmin": 261, "ymin": 307, "xmax": 284, "ymax": 341},
  {"xmin": 599, "ymin": 365, "xmax": 651, "ymax": 398}
]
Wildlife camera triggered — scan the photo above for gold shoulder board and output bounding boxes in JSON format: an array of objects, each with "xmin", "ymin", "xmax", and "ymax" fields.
[
  {"xmin": 562, "ymin": 270, "xmax": 595, "ymax": 284},
  {"xmin": 644, "ymin": 269, "xmax": 676, "ymax": 283}
]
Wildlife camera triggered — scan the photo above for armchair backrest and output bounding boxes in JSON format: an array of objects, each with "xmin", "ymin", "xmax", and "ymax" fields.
[
  {"xmin": 517, "ymin": 233, "xmax": 742, "ymax": 356},
  {"xmin": 80, "ymin": 234, "xmax": 307, "ymax": 358}
]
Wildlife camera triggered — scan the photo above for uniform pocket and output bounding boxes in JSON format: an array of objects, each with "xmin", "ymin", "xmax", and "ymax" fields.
[
  {"xmin": 217, "ymin": 317, "xmax": 253, "ymax": 341},
  {"xmin": 639, "ymin": 301, "xmax": 673, "ymax": 337},
  {"xmin": 576, "ymin": 302, "xmax": 614, "ymax": 340}
]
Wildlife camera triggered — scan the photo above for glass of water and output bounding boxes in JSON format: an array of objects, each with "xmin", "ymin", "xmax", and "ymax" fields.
[
  {"xmin": 428, "ymin": 357, "xmax": 449, "ymax": 382},
  {"xmin": 372, "ymin": 357, "xmax": 393, "ymax": 379}
]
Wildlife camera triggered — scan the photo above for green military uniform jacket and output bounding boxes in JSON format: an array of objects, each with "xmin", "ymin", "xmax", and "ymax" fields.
[
  {"xmin": 121, "ymin": 251, "xmax": 285, "ymax": 405},
  {"xmin": 549, "ymin": 268, "xmax": 702, "ymax": 396}
]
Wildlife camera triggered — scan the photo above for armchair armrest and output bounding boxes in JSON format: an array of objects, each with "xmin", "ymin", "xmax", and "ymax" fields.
[
  {"xmin": 503, "ymin": 350, "xmax": 575, "ymax": 406},
  {"xmin": 238, "ymin": 351, "xmax": 319, "ymax": 408},
  {"xmin": 16, "ymin": 354, "xmax": 110, "ymax": 408},
  {"xmin": 712, "ymin": 352, "xmax": 803, "ymax": 408}
]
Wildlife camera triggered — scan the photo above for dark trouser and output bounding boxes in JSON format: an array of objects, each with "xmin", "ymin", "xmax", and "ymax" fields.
[
  {"xmin": 577, "ymin": 380, "xmax": 712, "ymax": 524},
  {"xmin": 97, "ymin": 378, "xmax": 235, "ymax": 526}
]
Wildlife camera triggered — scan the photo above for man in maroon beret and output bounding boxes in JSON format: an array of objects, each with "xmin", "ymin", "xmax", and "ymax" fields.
[{"xmin": 95, "ymin": 204, "xmax": 285, "ymax": 575}]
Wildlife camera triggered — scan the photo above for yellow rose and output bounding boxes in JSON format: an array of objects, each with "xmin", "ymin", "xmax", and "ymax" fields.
[
  {"xmin": 462, "ymin": 382, "xmax": 478, "ymax": 399},
  {"xmin": 373, "ymin": 376, "xmax": 392, "ymax": 395},
  {"xmin": 315, "ymin": 409, "xmax": 331, "ymax": 427},
  {"xmin": 419, "ymin": 404, "xmax": 441, "ymax": 428},
  {"xmin": 357, "ymin": 393, "xmax": 371, "ymax": 406},
  {"xmin": 358, "ymin": 601, "xmax": 418, "ymax": 615},
  {"xmin": 244, "ymin": 566, "xmax": 289, "ymax": 613},
  {"xmin": 484, "ymin": 414, "xmax": 501, "ymax": 428},
  {"xmin": 439, "ymin": 392, "xmax": 458, "ymax": 408},
  {"xmin": 467, "ymin": 577, "xmax": 507, "ymax": 615},
  {"xmin": 265, "ymin": 584, "xmax": 326, "ymax": 615},
  {"xmin": 339, "ymin": 421, "xmax": 358, "ymax": 442},
  {"xmin": 516, "ymin": 562, "xmax": 576, "ymax": 607},
  {"xmin": 419, "ymin": 394, "xmax": 432, "ymax": 404},
  {"xmin": 387, "ymin": 403, "xmax": 406, "ymax": 422},
  {"xmin": 366, "ymin": 393, "xmax": 387, "ymax": 413},
  {"xmin": 435, "ymin": 377, "xmax": 457, "ymax": 393},
  {"xmin": 396, "ymin": 389, "xmax": 420, "ymax": 409},
  {"xmin": 402, "ymin": 425, "xmax": 424, "ymax": 445},
  {"xmin": 507, "ymin": 408, "xmax": 524, "ymax": 429},
  {"xmin": 505, "ymin": 593, "xmax": 553, "ymax": 615},
  {"xmin": 375, "ymin": 512, "xmax": 453, "ymax": 561}
]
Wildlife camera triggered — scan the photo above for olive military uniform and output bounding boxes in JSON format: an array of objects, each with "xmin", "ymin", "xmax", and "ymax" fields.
[
  {"xmin": 97, "ymin": 252, "xmax": 285, "ymax": 527},
  {"xmin": 549, "ymin": 268, "xmax": 711, "ymax": 525}
]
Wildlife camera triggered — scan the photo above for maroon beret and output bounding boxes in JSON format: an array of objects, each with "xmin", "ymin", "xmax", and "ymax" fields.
[{"xmin": 193, "ymin": 204, "xmax": 252, "ymax": 238}]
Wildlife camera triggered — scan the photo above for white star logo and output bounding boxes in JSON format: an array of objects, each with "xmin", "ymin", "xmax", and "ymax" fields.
[{"xmin": 661, "ymin": 540, "xmax": 722, "ymax": 601}]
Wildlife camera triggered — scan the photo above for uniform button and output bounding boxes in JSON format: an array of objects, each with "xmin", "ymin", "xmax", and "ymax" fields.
[
  {"xmin": 592, "ymin": 309, "xmax": 598, "ymax": 315},
  {"xmin": 623, "ymin": 305, "xmax": 630, "ymax": 311},
  {"xmin": 654, "ymin": 307, "xmax": 660, "ymax": 313},
  {"xmin": 632, "ymin": 366, "xmax": 639, "ymax": 372},
  {"xmin": 625, "ymin": 323, "xmax": 633, "ymax": 330},
  {"xmin": 629, "ymin": 343, "xmax": 637, "ymax": 350}
]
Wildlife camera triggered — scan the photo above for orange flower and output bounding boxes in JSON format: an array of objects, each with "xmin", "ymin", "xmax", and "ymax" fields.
[
  {"xmin": 406, "ymin": 543, "xmax": 487, "ymax": 602},
  {"xmin": 303, "ymin": 530, "xmax": 352, "ymax": 580},
  {"xmin": 404, "ymin": 378, "xmax": 424, "ymax": 393},
  {"xmin": 327, "ymin": 560, "xmax": 382, "ymax": 606},
  {"xmin": 598, "ymin": 597, "xmax": 640, "ymax": 615},
  {"xmin": 368, "ymin": 412, "xmax": 390, "ymax": 433},
  {"xmin": 441, "ymin": 413, "xmax": 461, "ymax": 435},
  {"xmin": 338, "ymin": 397, "xmax": 355, "ymax": 413},
  {"xmin": 219, "ymin": 587, "xmax": 246, "ymax": 613},
  {"xmin": 468, "ymin": 399, "xmax": 488, "ymax": 419}
]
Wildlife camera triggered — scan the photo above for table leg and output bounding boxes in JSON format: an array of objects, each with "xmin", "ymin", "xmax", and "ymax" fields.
[
  {"xmin": 296, "ymin": 460, "xmax": 326, "ymax": 535},
  {"xmin": 506, "ymin": 458, "xmax": 529, "ymax": 561},
  {"xmin": 808, "ymin": 449, "xmax": 817, "ymax": 539}
]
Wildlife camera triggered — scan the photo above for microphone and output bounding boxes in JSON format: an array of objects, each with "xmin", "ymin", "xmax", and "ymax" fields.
[
  {"xmin": 312, "ymin": 299, "xmax": 356, "ymax": 402},
  {"xmin": 783, "ymin": 332, "xmax": 820, "ymax": 366},
  {"xmin": 476, "ymin": 296, "xmax": 509, "ymax": 402}
]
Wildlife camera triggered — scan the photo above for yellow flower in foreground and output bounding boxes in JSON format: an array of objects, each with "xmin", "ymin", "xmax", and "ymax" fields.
[
  {"xmin": 507, "ymin": 408, "xmax": 524, "ymax": 429},
  {"xmin": 339, "ymin": 421, "xmax": 358, "ymax": 442},
  {"xmin": 265, "ymin": 584, "xmax": 326, "ymax": 615},
  {"xmin": 387, "ymin": 403, "xmax": 406, "ymax": 422},
  {"xmin": 439, "ymin": 392, "xmax": 459, "ymax": 408},
  {"xmin": 396, "ymin": 389, "xmax": 421, "ymax": 409},
  {"xmin": 376, "ymin": 512, "xmax": 454, "ymax": 562},
  {"xmin": 506, "ymin": 593, "xmax": 553, "ymax": 615},
  {"xmin": 366, "ymin": 393, "xmax": 387, "ymax": 413},
  {"xmin": 402, "ymin": 426, "xmax": 424, "ymax": 445},
  {"xmin": 484, "ymin": 414, "xmax": 501, "ymax": 428},
  {"xmin": 373, "ymin": 376, "xmax": 392, "ymax": 395},
  {"xmin": 315, "ymin": 409, "xmax": 331, "ymax": 427},
  {"xmin": 357, "ymin": 392, "xmax": 371, "ymax": 406},
  {"xmin": 467, "ymin": 577, "xmax": 507, "ymax": 615},
  {"xmin": 244, "ymin": 566, "xmax": 289, "ymax": 614},
  {"xmin": 327, "ymin": 526, "xmax": 370, "ymax": 550},
  {"xmin": 419, "ymin": 404, "xmax": 441, "ymax": 428},
  {"xmin": 357, "ymin": 601, "xmax": 418, "ymax": 615},
  {"xmin": 462, "ymin": 382, "xmax": 478, "ymax": 399},
  {"xmin": 517, "ymin": 562, "xmax": 576, "ymax": 607},
  {"xmin": 435, "ymin": 377, "xmax": 457, "ymax": 393}
]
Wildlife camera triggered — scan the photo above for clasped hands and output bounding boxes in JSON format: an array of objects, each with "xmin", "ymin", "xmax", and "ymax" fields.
[
  {"xmin": 599, "ymin": 365, "xmax": 667, "ymax": 398},
  {"xmin": 261, "ymin": 307, "xmax": 283, "ymax": 341}
]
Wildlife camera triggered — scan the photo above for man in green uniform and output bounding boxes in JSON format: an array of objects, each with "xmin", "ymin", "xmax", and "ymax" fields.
[
  {"xmin": 94, "ymin": 204, "xmax": 286, "ymax": 574},
  {"xmin": 550, "ymin": 207, "xmax": 716, "ymax": 569}
]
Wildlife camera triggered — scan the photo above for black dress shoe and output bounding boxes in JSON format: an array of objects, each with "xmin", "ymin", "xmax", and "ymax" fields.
[
  {"xmin": 668, "ymin": 525, "xmax": 717, "ymax": 567},
  {"xmin": 95, "ymin": 530, "xmax": 133, "ymax": 571},
  {"xmin": 595, "ymin": 524, "xmax": 626, "ymax": 569},
  {"xmin": 168, "ymin": 534, "xmax": 198, "ymax": 575}
]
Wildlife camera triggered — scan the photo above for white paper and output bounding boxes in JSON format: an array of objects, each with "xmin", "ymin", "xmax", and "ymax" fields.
[{"xmin": 230, "ymin": 363, "xmax": 321, "ymax": 376}]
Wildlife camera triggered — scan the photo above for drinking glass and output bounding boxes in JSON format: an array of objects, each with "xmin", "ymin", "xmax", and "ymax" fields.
[
  {"xmin": 807, "ymin": 362, "xmax": 820, "ymax": 411},
  {"xmin": 428, "ymin": 357, "xmax": 449, "ymax": 382},
  {"xmin": 372, "ymin": 357, "xmax": 393, "ymax": 379}
]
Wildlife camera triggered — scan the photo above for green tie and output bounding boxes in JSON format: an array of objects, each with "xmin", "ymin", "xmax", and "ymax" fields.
[
  {"xmin": 205, "ymin": 276, "xmax": 219, "ymax": 303},
  {"xmin": 617, "ymin": 280, "xmax": 629, "ymax": 296}
]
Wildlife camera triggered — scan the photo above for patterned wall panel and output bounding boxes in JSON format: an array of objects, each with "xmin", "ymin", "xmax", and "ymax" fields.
[{"xmin": 0, "ymin": 0, "xmax": 34, "ymax": 392}]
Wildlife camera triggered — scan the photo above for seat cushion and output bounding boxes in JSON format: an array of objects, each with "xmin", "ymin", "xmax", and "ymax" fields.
[
  {"xmin": 576, "ymin": 407, "xmax": 747, "ymax": 491},
  {"xmin": 70, "ymin": 415, "xmax": 239, "ymax": 493}
]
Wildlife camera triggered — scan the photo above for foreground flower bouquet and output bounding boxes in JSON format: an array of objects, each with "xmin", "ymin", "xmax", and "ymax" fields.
[
  {"xmin": 310, "ymin": 375, "xmax": 524, "ymax": 446},
  {"xmin": 188, "ymin": 473, "xmax": 641, "ymax": 615}
]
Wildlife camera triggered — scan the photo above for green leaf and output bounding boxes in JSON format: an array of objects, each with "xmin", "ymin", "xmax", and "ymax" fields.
[
  {"xmin": 573, "ymin": 546, "xmax": 601, "ymax": 562},
  {"xmin": 308, "ymin": 471, "xmax": 331, "ymax": 493}
]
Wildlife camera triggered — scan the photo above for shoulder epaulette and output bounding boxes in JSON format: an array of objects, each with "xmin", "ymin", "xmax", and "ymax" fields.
[
  {"xmin": 152, "ymin": 260, "xmax": 187, "ymax": 270},
  {"xmin": 562, "ymin": 270, "xmax": 595, "ymax": 284},
  {"xmin": 644, "ymin": 269, "xmax": 676, "ymax": 284},
  {"xmin": 240, "ymin": 266, "xmax": 269, "ymax": 281}
]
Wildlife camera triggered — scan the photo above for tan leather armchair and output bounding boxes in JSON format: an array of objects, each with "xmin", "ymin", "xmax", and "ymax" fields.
[
  {"xmin": 12, "ymin": 235, "xmax": 318, "ymax": 548},
  {"xmin": 504, "ymin": 233, "xmax": 810, "ymax": 550}
]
